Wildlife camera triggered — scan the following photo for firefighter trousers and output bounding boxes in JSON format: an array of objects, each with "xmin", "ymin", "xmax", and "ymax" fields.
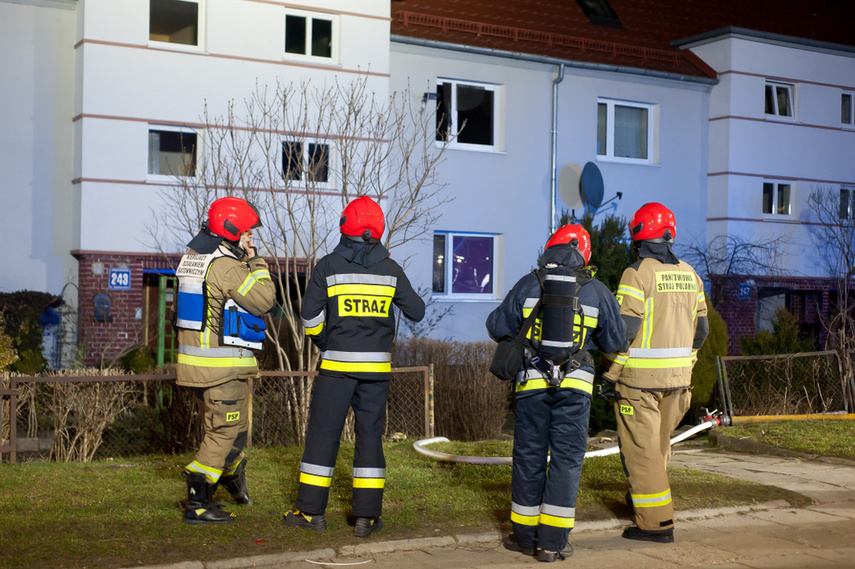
[
  {"xmin": 615, "ymin": 386, "xmax": 691, "ymax": 531},
  {"xmin": 186, "ymin": 378, "xmax": 249, "ymax": 483},
  {"xmin": 510, "ymin": 388, "xmax": 590, "ymax": 553},
  {"xmin": 295, "ymin": 374, "xmax": 389, "ymax": 518}
]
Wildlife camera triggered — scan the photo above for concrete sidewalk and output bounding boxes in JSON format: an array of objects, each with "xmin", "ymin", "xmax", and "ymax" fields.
[{"xmin": 134, "ymin": 448, "xmax": 855, "ymax": 569}]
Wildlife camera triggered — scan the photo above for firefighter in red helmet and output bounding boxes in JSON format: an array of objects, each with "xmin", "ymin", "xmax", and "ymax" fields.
[
  {"xmin": 283, "ymin": 195, "xmax": 425, "ymax": 537},
  {"xmin": 174, "ymin": 196, "xmax": 275, "ymax": 524},
  {"xmin": 600, "ymin": 202, "xmax": 709, "ymax": 543},
  {"xmin": 487, "ymin": 225, "xmax": 625, "ymax": 562}
]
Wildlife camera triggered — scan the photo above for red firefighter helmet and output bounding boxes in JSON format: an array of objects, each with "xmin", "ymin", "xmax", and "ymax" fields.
[
  {"xmin": 545, "ymin": 224, "xmax": 592, "ymax": 264},
  {"xmin": 340, "ymin": 196, "xmax": 385, "ymax": 240},
  {"xmin": 208, "ymin": 197, "xmax": 262, "ymax": 241},
  {"xmin": 629, "ymin": 202, "xmax": 676, "ymax": 242}
]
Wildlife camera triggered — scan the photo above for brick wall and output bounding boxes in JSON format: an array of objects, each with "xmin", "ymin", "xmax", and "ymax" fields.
[
  {"xmin": 74, "ymin": 251, "xmax": 179, "ymax": 367},
  {"xmin": 712, "ymin": 274, "xmax": 833, "ymax": 355}
]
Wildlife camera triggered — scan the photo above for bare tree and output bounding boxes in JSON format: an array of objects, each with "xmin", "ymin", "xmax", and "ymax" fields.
[
  {"xmin": 804, "ymin": 184, "xmax": 855, "ymax": 411},
  {"xmin": 148, "ymin": 76, "xmax": 454, "ymax": 442},
  {"xmin": 676, "ymin": 233, "xmax": 789, "ymax": 307}
]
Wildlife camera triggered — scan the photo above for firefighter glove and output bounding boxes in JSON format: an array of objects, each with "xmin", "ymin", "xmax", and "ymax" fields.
[{"xmin": 598, "ymin": 378, "xmax": 616, "ymax": 402}]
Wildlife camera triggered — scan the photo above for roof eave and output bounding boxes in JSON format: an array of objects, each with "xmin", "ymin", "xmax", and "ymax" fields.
[
  {"xmin": 391, "ymin": 34, "xmax": 719, "ymax": 86},
  {"xmin": 672, "ymin": 26, "xmax": 855, "ymax": 57}
]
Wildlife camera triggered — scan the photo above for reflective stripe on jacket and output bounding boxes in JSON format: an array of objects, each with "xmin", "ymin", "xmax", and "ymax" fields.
[
  {"xmin": 604, "ymin": 257, "xmax": 707, "ymax": 389},
  {"xmin": 301, "ymin": 238, "xmax": 425, "ymax": 380},
  {"xmin": 176, "ymin": 245, "xmax": 275, "ymax": 388}
]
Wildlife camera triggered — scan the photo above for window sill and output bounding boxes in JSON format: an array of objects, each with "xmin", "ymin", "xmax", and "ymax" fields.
[
  {"xmin": 763, "ymin": 115, "xmax": 796, "ymax": 123},
  {"xmin": 146, "ymin": 175, "xmax": 196, "ymax": 184},
  {"xmin": 147, "ymin": 41, "xmax": 207, "ymax": 55},
  {"xmin": 282, "ymin": 54, "xmax": 341, "ymax": 68},
  {"xmin": 431, "ymin": 296, "xmax": 499, "ymax": 303},
  {"xmin": 596, "ymin": 156, "xmax": 657, "ymax": 166},
  {"xmin": 434, "ymin": 142, "xmax": 505, "ymax": 155}
]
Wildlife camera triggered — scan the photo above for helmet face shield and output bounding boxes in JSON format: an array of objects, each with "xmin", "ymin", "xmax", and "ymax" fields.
[
  {"xmin": 545, "ymin": 224, "xmax": 592, "ymax": 264},
  {"xmin": 629, "ymin": 202, "xmax": 676, "ymax": 242},
  {"xmin": 340, "ymin": 195, "xmax": 385, "ymax": 240}
]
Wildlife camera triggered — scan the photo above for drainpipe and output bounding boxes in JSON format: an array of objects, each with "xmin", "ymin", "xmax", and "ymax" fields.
[{"xmin": 550, "ymin": 63, "xmax": 565, "ymax": 235}]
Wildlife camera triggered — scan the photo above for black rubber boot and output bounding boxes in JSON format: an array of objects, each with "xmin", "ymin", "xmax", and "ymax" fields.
[
  {"xmin": 503, "ymin": 534, "xmax": 536, "ymax": 556},
  {"xmin": 282, "ymin": 510, "xmax": 327, "ymax": 531},
  {"xmin": 353, "ymin": 516, "xmax": 383, "ymax": 538},
  {"xmin": 183, "ymin": 471, "xmax": 236, "ymax": 525},
  {"xmin": 220, "ymin": 458, "xmax": 252, "ymax": 506},
  {"xmin": 622, "ymin": 525, "xmax": 674, "ymax": 543}
]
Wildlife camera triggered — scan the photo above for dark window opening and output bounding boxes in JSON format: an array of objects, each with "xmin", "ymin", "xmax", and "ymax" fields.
[
  {"xmin": 576, "ymin": 0, "xmax": 621, "ymax": 28},
  {"xmin": 282, "ymin": 141, "xmax": 329, "ymax": 183},
  {"xmin": 432, "ymin": 234, "xmax": 446, "ymax": 293},
  {"xmin": 457, "ymin": 85, "xmax": 494, "ymax": 146},
  {"xmin": 311, "ymin": 19, "xmax": 332, "ymax": 58},
  {"xmin": 148, "ymin": 130, "xmax": 197, "ymax": 176},
  {"xmin": 150, "ymin": 0, "xmax": 199, "ymax": 46},
  {"xmin": 435, "ymin": 82, "xmax": 494, "ymax": 146},
  {"xmin": 282, "ymin": 141, "xmax": 303, "ymax": 181},
  {"xmin": 436, "ymin": 83, "xmax": 451, "ymax": 142},
  {"xmin": 285, "ymin": 15, "xmax": 307, "ymax": 54}
]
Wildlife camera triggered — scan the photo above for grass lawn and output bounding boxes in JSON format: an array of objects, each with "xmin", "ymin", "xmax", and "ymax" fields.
[
  {"xmin": 721, "ymin": 419, "xmax": 855, "ymax": 460},
  {"xmin": 0, "ymin": 440, "xmax": 809, "ymax": 569}
]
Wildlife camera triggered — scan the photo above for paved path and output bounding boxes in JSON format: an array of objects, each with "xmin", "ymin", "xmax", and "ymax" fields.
[{"xmin": 135, "ymin": 448, "xmax": 855, "ymax": 569}]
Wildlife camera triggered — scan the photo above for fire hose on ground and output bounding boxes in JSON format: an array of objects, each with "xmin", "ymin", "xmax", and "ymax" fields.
[
  {"xmin": 413, "ymin": 414, "xmax": 723, "ymax": 464},
  {"xmin": 413, "ymin": 408, "xmax": 855, "ymax": 464}
]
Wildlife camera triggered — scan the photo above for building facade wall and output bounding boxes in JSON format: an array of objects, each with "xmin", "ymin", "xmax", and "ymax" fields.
[
  {"xmin": 0, "ymin": 0, "xmax": 77, "ymax": 296},
  {"xmin": 390, "ymin": 42, "xmax": 712, "ymax": 343}
]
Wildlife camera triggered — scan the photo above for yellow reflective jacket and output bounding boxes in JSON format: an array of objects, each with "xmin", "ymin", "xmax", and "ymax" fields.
[
  {"xmin": 176, "ymin": 245, "xmax": 276, "ymax": 388},
  {"xmin": 603, "ymin": 257, "xmax": 707, "ymax": 390}
]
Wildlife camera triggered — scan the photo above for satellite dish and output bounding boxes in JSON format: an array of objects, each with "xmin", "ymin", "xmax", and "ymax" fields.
[
  {"xmin": 580, "ymin": 162, "xmax": 605, "ymax": 210},
  {"xmin": 557, "ymin": 163, "xmax": 583, "ymax": 210}
]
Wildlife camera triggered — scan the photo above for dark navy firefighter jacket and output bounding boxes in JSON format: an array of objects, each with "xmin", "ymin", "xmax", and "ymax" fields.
[
  {"xmin": 301, "ymin": 235, "xmax": 425, "ymax": 380},
  {"xmin": 486, "ymin": 245, "xmax": 626, "ymax": 399}
]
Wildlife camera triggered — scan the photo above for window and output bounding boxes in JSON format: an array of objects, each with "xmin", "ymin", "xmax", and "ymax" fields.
[
  {"xmin": 148, "ymin": 128, "xmax": 197, "ymax": 177},
  {"xmin": 762, "ymin": 181, "xmax": 791, "ymax": 216},
  {"xmin": 149, "ymin": 0, "xmax": 202, "ymax": 47},
  {"xmin": 842, "ymin": 92, "xmax": 854, "ymax": 126},
  {"xmin": 597, "ymin": 98, "xmax": 654, "ymax": 162},
  {"xmin": 433, "ymin": 232, "xmax": 496, "ymax": 298},
  {"xmin": 436, "ymin": 79, "xmax": 499, "ymax": 151},
  {"xmin": 284, "ymin": 10, "xmax": 335, "ymax": 60},
  {"xmin": 764, "ymin": 81, "xmax": 793, "ymax": 118},
  {"xmin": 841, "ymin": 187, "xmax": 854, "ymax": 221},
  {"xmin": 282, "ymin": 141, "xmax": 330, "ymax": 184},
  {"xmin": 575, "ymin": 0, "xmax": 621, "ymax": 28}
]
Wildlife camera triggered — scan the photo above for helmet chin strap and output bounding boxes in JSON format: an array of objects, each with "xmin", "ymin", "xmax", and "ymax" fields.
[{"xmin": 222, "ymin": 238, "xmax": 244, "ymax": 258}]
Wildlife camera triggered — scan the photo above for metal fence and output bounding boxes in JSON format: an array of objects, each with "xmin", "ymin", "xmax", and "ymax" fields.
[
  {"xmin": 1, "ymin": 366, "xmax": 433, "ymax": 464},
  {"xmin": 716, "ymin": 350, "xmax": 851, "ymax": 417}
]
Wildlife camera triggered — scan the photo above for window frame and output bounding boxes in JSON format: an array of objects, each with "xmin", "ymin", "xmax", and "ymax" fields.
[
  {"xmin": 841, "ymin": 187, "xmax": 855, "ymax": 222},
  {"xmin": 148, "ymin": 0, "xmax": 206, "ymax": 52},
  {"xmin": 283, "ymin": 8, "xmax": 338, "ymax": 63},
  {"xmin": 764, "ymin": 81, "xmax": 795, "ymax": 119},
  {"xmin": 761, "ymin": 180, "xmax": 793, "ymax": 217},
  {"xmin": 435, "ymin": 78, "xmax": 502, "ymax": 153},
  {"xmin": 842, "ymin": 91, "xmax": 854, "ymax": 127},
  {"xmin": 147, "ymin": 125, "xmax": 200, "ymax": 181},
  {"xmin": 432, "ymin": 231, "xmax": 498, "ymax": 301},
  {"xmin": 281, "ymin": 138, "xmax": 334, "ymax": 188},
  {"xmin": 596, "ymin": 98, "xmax": 656, "ymax": 164}
]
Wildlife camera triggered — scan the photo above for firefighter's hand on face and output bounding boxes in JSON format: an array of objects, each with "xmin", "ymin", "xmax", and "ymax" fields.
[
  {"xmin": 240, "ymin": 230, "xmax": 258, "ymax": 258},
  {"xmin": 597, "ymin": 378, "xmax": 616, "ymax": 402}
]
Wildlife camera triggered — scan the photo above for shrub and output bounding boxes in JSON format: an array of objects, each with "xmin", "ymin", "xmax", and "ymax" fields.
[
  {"xmin": 393, "ymin": 338, "xmax": 510, "ymax": 441},
  {"xmin": 740, "ymin": 308, "xmax": 816, "ymax": 355}
]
